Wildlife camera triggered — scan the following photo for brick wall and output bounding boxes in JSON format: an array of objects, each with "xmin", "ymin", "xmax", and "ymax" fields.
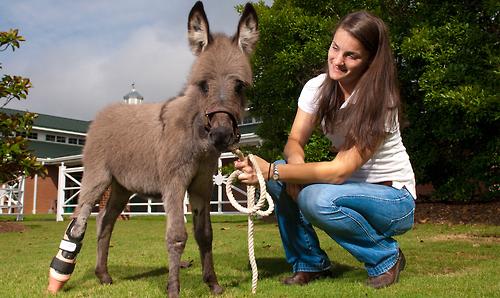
[{"xmin": 23, "ymin": 165, "xmax": 59, "ymax": 214}]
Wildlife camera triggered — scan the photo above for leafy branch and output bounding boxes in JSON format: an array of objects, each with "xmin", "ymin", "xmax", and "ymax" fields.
[{"xmin": 0, "ymin": 28, "xmax": 46, "ymax": 183}]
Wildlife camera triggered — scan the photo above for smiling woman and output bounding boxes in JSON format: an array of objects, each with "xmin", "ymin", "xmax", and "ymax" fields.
[
  {"xmin": 327, "ymin": 28, "xmax": 370, "ymax": 93},
  {"xmin": 235, "ymin": 10, "xmax": 416, "ymax": 289}
]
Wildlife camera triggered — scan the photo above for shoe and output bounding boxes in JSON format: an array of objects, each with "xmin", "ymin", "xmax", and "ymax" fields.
[
  {"xmin": 282, "ymin": 269, "xmax": 331, "ymax": 286},
  {"xmin": 367, "ymin": 249, "xmax": 406, "ymax": 289}
]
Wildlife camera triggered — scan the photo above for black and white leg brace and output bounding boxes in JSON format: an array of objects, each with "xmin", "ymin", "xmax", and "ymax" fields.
[{"xmin": 49, "ymin": 219, "xmax": 86, "ymax": 275}]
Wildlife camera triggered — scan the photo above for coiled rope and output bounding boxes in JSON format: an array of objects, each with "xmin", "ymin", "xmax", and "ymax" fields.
[{"xmin": 225, "ymin": 149, "xmax": 274, "ymax": 294}]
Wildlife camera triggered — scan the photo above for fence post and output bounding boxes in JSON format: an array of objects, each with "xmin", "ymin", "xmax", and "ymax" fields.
[
  {"xmin": 56, "ymin": 163, "xmax": 66, "ymax": 221},
  {"xmin": 16, "ymin": 177, "xmax": 25, "ymax": 221},
  {"xmin": 32, "ymin": 161, "xmax": 43, "ymax": 214},
  {"xmin": 217, "ymin": 157, "xmax": 223, "ymax": 214}
]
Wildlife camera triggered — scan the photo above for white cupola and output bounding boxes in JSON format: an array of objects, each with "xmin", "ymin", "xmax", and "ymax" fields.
[{"xmin": 123, "ymin": 83, "xmax": 144, "ymax": 104}]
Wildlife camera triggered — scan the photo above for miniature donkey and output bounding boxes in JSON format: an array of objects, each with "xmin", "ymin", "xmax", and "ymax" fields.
[{"xmin": 47, "ymin": 2, "xmax": 258, "ymax": 297}]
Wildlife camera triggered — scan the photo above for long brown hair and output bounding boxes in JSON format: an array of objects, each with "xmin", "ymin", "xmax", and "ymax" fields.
[{"xmin": 316, "ymin": 11, "xmax": 400, "ymax": 155}]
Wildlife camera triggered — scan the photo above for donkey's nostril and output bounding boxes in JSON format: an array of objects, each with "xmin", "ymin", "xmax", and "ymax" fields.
[{"xmin": 209, "ymin": 127, "xmax": 233, "ymax": 151}]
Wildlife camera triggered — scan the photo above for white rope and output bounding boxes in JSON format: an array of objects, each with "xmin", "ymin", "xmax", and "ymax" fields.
[{"xmin": 225, "ymin": 150, "xmax": 274, "ymax": 294}]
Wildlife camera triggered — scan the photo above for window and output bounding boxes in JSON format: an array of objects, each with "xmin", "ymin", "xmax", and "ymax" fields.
[
  {"xmin": 28, "ymin": 132, "xmax": 38, "ymax": 140},
  {"xmin": 78, "ymin": 138, "xmax": 85, "ymax": 146},
  {"xmin": 46, "ymin": 135, "xmax": 56, "ymax": 142},
  {"xmin": 242, "ymin": 116, "xmax": 262, "ymax": 125},
  {"xmin": 68, "ymin": 138, "xmax": 78, "ymax": 144},
  {"xmin": 56, "ymin": 136, "xmax": 66, "ymax": 143},
  {"xmin": 242, "ymin": 116, "xmax": 253, "ymax": 124}
]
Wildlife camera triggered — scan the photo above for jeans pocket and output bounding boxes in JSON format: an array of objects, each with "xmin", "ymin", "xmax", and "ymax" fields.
[{"xmin": 385, "ymin": 207, "xmax": 415, "ymax": 237}]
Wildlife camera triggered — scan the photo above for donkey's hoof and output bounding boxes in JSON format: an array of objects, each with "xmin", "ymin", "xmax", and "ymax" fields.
[
  {"xmin": 96, "ymin": 273, "xmax": 113, "ymax": 285},
  {"xmin": 167, "ymin": 289, "xmax": 180, "ymax": 298},
  {"xmin": 210, "ymin": 284, "xmax": 224, "ymax": 295},
  {"xmin": 99, "ymin": 277, "xmax": 113, "ymax": 285}
]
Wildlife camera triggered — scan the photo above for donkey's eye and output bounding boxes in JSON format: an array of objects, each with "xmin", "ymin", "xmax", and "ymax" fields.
[
  {"xmin": 198, "ymin": 80, "xmax": 209, "ymax": 94},
  {"xmin": 234, "ymin": 80, "xmax": 246, "ymax": 95}
]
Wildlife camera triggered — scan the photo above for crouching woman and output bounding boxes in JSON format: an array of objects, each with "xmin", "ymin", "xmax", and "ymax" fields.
[{"xmin": 235, "ymin": 10, "xmax": 416, "ymax": 289}]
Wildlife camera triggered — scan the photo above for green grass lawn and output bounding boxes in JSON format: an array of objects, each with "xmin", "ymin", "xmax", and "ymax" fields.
[{"xmin": 0, "ymin": 214, "xmax": 498, "ymax": 297}]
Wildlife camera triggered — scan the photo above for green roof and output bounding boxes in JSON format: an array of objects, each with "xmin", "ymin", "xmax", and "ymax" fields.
[
  {"xmin": 1, "ymin": 107, "xmax": 261, "ymax": 159},
  {"xmin": 1, "ymin": 108, "xmax": 87, "ymax": 159},
  {"xmin": 27, "ymin": 141, "xmax": 83, "ymax": 159},
  {"xmin": 1, "ymin": 108, "xmax": 90, "ymax": 133}
]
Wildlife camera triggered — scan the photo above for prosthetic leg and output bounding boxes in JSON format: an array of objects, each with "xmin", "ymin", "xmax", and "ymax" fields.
[{"xmin": 47, "ymin": 219, "xmax": 86, "ymax": 293}]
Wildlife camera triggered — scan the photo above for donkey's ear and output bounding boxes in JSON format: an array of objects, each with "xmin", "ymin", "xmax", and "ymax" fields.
[
  {"xmin": 188, "ymin": 1, "xmax": 212, "ymax": 56},
  {"xmin": 234, "ymin": 3, "xmax": 259, "ymax": 55}
]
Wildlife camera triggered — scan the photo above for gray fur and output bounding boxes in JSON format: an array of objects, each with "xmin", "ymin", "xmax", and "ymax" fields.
[{"xmin": 68, "ymin": 2, "xmax": 258, "ymax": 297}]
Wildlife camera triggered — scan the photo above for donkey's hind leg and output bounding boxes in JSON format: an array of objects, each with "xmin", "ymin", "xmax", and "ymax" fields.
[
  {"xmin": 95, "ymin": 180, "xmax": 132, "ymax": 284},
  {"xmin": 47, "ymin": 166, "xmax": 112, "ymax": 293}
]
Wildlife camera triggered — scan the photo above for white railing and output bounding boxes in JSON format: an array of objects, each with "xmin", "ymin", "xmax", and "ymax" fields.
[
  {"xmin": 0, "ymin": 177, "xmax": 25, "ymax": 221},
  {"xmin": 56, "ymin": 153, "xmax": 249, "ymax": 221}
]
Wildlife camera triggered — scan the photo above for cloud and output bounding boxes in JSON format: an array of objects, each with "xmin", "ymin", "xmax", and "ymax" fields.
[
  {"xmin": 4, "ymin": 24, "xmax": 195, "ymax": 120},
  {"xmin": 1, "ymin": 0, "xmax": 272, "ymax": 120}
]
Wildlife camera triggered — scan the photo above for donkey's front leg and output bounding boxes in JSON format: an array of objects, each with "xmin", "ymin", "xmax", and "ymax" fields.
[
  {"xmin": 46, "ymin": 201, "xmax": 99, "ymax": 293},
  {"xmin": 47, "ymin": 170, "xmax": 111, "ymax": 293},
  {"xmin": 189, "ymin": 188, "xmax": 223, "ymax": 295},
  {"xmin": 164, "ymin": 187, "xmax": 188, "ymax": 298}
]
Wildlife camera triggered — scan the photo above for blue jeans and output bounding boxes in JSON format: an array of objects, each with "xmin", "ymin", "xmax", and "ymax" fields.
[{"xmin": 267, "ymin": 160, "xmax": 415, "ymax": 277}]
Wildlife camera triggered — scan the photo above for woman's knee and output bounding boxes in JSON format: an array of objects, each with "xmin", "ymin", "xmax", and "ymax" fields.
[{"xmin": 297, "ymin": 185, "xmax": 336, "ymax": 224}]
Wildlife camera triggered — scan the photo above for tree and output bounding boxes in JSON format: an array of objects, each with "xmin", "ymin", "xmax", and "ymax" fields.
[
  {"xmin": 394, "ymin": 1, "xmax": 499, "ymax": 201},
  {"xmin": 249, "ymin": 0, "xmax": 499, "ymax": 201},
  {"xmin": 249, "ymin": 0, "xmax": 336, "ymax": 161},
  {"xmin": 0, "ymin": 29, "xmax": 46, "ymax": 183}
]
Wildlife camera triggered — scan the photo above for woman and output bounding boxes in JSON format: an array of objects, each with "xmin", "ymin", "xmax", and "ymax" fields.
[{"xmin": 235, "ymin": 11, "xmax": 416, "ymax": 289}]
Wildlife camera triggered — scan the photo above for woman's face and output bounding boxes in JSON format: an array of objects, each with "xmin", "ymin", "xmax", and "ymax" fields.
[{"xmin": 328, "ymin": 28, "xmax": 371, "ymax": 91}]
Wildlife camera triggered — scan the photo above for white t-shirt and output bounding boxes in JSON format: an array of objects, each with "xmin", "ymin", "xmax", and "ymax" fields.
[{"xmin": 298, "ymin": 74, "xmax": 417, "ymax": 199}]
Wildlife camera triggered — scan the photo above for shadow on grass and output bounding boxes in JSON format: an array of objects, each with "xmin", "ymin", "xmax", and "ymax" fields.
[
  {"xmin": 255, "ymin": 257, "xmax": 288, "ymax": 277},
  {"xmin": 124, "ymin": 266, "xmax": 168, "ymax": 281},
  {"xmin": 256, "ymin": 257, "xmax": 358, "ymax": 279},
  {"xmin": 63, "ymin": 260, "xmax": 361, "ymax": 295},
  {"xmin": 64, "ymin": 265, "xmax": 169, "ymax": 293},
  {"xmin": 330, "ymin": 262, "xmax": 358, "ymax": 278},
  {"xmin": 63, "ymin": 267, "xmax": 104, "ymax": 292}
]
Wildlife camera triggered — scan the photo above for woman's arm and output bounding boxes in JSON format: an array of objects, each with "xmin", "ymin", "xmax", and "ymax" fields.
[
  {"xmin": 283, "ymin": 108, "xmax": 316, "ymax": 164},
  {"xmin": 277, "ymin": 145, "xmax": 370, "ymax": 184},
  {"xmin": 237, "ymin": 142, "xmax": 374, "ymax": 185},
  {"xmin": 235, "ymin": 109, "xmax": 376, "ymax": 185},
  {"xmin": 282, "ymin": 109, "xmax": 315, "ymax": 198}
]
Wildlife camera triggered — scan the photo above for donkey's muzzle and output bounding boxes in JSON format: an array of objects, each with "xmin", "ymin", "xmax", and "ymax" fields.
[
  {"xmin": 209, "ymin": 126, "xmax": 235, "ymax": 151},
  {"xmin": 205, "ymin": 109, "xmax": 241, "ymax": 151}
]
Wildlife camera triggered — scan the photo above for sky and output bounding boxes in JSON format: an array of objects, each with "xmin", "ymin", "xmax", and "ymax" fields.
[{"xmin": 0, "ymin": 0, "xmax": 272, "ymax": 121}]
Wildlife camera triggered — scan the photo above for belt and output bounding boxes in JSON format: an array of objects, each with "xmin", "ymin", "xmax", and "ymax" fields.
[{"xmin": 375, "ymin": 181, "xmax": 393, "ymax": 187}]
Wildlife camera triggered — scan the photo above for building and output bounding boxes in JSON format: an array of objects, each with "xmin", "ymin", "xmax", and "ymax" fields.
[
  {"xmin": 1, "ymin": 107, "xmax": 90, "ymax": 215},
  {"xmin": 1, "ymin": 84, "xmax": 262, "ymax": 217}
]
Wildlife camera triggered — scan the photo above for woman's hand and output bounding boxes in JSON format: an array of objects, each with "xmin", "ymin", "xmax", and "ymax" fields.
[{"xmin": 234, "ymin": 155, "xmax": 270, "ymax": 185}]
